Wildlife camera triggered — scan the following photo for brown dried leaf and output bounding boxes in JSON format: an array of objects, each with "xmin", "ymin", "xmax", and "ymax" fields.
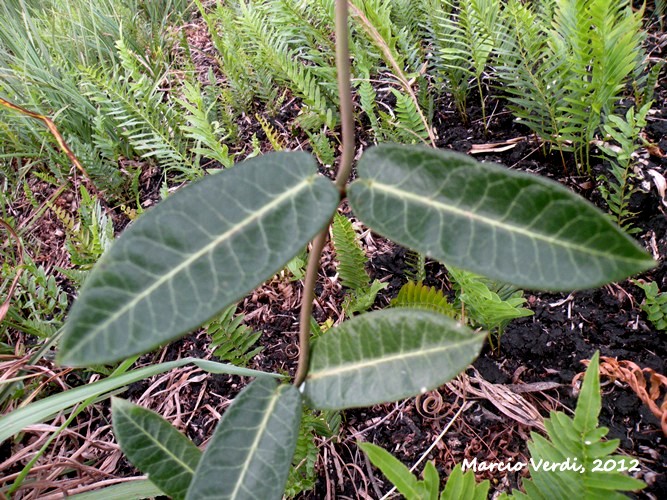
[{"xmin": 580, "ymin": 356, "xmax": 667, "ymax": 436}]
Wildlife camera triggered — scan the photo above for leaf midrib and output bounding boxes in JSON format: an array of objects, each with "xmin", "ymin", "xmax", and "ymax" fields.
[
  {"xmin": 65, "ymin": 177, "xmax": 316, "ymax": 358},
  {"xmin": 229, "ymin": 388, "xmax": 281, "ymax": 498},
  {"xmin": 363, "ymin": 180, "xmax": 643, "ymax": 263},
  {"xmin": 119, "ymin": 405, "xmax": 197, "ymax": 476},
  {"xmin": 306, "ymin": 334, "xmax": 481, "ymax": 381}
]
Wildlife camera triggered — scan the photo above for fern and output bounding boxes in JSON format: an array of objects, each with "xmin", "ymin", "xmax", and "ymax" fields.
[
  {"xmin": 390, "ymin": 0, "xmax": 427, "ymax": 75},
  {"xmin": 391, "ymin": 88, "xmax": 429, "ymax": 144},
  {"xmin": 495, "ymin": 0, "xmax": 565, "ymax": 154},
  {"xmin": 496, "ymin": 0, "xmax": 646, "ymax": 173},
  {"xmin": 360, "ymin": 443, "xmax": 490, "ymax": 499},
  {"xmin": 32, "ymin": 170, "xmax": 60, "ymax": 186},
  {"xmin": 502, "ymin": 352, "xmax": 646, "ymax": 499},
  {"xmin": 195, "ymin": 0, "xmax": 257, "ymax": 112},
  {"xmin": 206, "ymin": 305, "xmax": 263, "ymax": 367},
  {"xmin": 354, "ymin": 65, "xmax": 384, "ymax": 140},
  {"xmin": 66, "ymin": 134, "xmax": 126, "ymax": 194},
  {"xmin": 178, "ymin": 80, "xmax": 235, "ymax": 168},
  {"xmin": 256, "ymin": 114, "xmax": 285, "ymax": 151},
  {"xmin": 22, "ymin": 182, "xmax": 39, "ymax": 209},
  {"xmin": 432, "ymin": 0, "xmax": 500, "ymax": 125},
  {"xmin": 391, "ymin": 281, "xmax": 457, "ymax": 318},
  {"xmin": 306, "ymin": 130, "xmax": 335, "ymax": 167},
  {"xmin": 285, "ymin": 408, "xmax": 338, "ymax": 498},
  {"xmin": 331, "ymin": 212, "xmax": 387, "ymax": 315},
  {"xmin": 597, "ymin": 102, "xmax": 652, "ymax": 234},
  {"xmin": 49, "ymin": 186, "xmax": 114, "ymax": 269},
  {"xmin": 447, "ymin": 266, "xmax": 532, "ymax": 349},
  {"xmin": 81, "ymin": 40, "xmax": 198, "ymax": 178},
  {"xmin": 404, "ymin": 250, "xmax": 427, "ymax": 283},
  {"xmin": 236, "ymin": 1, "xmax": 337, "ymax": 129},
  {"xmin": 331, "ymin": 213, "xmax": 370, "ymax": 291},
  {"xmin": 633, "ymin": 280, "xmax": 667, "ymax": 332},
  {"xmin": 1, "ymin": 256, "xmax": 68, "ymax": 338},
  {"xmin": 557, "ymin": 0, "xmax": 645, "ymax": 171}
]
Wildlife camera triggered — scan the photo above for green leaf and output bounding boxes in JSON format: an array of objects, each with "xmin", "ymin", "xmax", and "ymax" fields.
[
  {"xmin": 423, "ymin": 462, "xmax": 440, "ymax": 500},
  {"xmin": 573, "ymin": 351, "xmax": 600, "ymax": 433},
  {"xmin": 0, "ymin": 358, "xmax": 275, "ymax": 444},
  {"xmin": 112, "ymin": 398, "xmax": 202, "ymax": 500},
  {"xmin": 187, "ymin": 378, "xmax": 302, "ymax": 500},
  {"xmin": 304, "ymin": 308, "xmax": 484, "ymax": 409},
  {"xmin": 69, "ymin": 478, "xmax": 163, "ymax": 499},
  {"xmin": 59, "ymin": 152, "xmax": 339, "ymax": 366},
  {"xmin": 348, "ymin": 144, "xmax": 654, "ymax": 291},
  {"xmin": 358, "ymin": 442, "xmax": 421, "ymax": 499},
  {"xmin": 441, "ymin": 464, "xmax": 489, "ymax": 500},
  {"xmin": 507, "ymin": 350, "xmax": 646, "ymax": 498}
]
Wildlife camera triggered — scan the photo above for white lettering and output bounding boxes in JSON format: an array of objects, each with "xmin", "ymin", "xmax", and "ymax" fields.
[{"xmin": 461, "ymin": 457, "xmax": 478, "ymax": 472}]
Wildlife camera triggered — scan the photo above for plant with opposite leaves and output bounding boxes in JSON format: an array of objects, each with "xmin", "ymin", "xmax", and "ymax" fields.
[{"xmin": 49, "ymin": 2, "xmax": 654, "ymax": 498}]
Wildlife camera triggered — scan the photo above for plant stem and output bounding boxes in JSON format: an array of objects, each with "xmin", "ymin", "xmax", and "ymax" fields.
[
  {"xmin": 333, "ymin": 0, "xmax": 355, "ymax": 191},
  {"xmin": 294, "ymin": 0, "xmax": 354, "ymax": 387}
]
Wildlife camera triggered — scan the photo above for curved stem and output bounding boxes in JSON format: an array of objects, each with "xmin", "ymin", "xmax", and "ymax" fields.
[{"xmin": 294, "ymin": 0, "xmax": 354, "ymax": 387}]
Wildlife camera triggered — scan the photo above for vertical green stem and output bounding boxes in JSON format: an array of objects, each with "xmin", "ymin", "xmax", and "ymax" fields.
[
  {"xmin": 477, "ymin": 76, "xmax": 487, "ymax": 134},
  {"xmin": 294, "ymin": 0, "xmax": 354, "ymax": 387}
]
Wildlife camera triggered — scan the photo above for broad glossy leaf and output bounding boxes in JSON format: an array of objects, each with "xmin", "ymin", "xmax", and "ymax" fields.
[
  {"xmin": 348, "ymin": 144, "xmax": 654, "ymax": 290},
  {"xmin": 0, "ymin": 358, "xmax": 275, "ymax": 444},
  {"xmin": 187, "ymin": 378, "xmax": 301, "ymax": 500},
  {"xmin": 59, "ymin": 152, "xmax": 339, "ymax": 366},
  {"xmin": 112, "ymin": 398, "xmax": 202, "ymax": 500},
  {"xmin": 303, "ymin": 308, "xmax": 484, "ymax": 409}
]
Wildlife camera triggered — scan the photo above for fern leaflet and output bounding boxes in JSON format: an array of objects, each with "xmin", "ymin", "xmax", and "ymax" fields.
[{"xmin": 206, "ymin": 305, "xmax": 263, "ymax": 367}]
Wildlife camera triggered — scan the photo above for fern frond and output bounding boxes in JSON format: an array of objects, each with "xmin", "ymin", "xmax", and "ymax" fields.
[
  {"xmin": 505, "ymin": 353, "xmax": 646, "ymax": 499},
  {"xmin": 67, "ymin": 134, "xmax": 126, "ymax": 193},
  {"xmin": 597, "ymin": 102, "xmax": 651, "ymax": 234},
  {"xmin": 194, "ymin": 0, "xmax": 256, "ymax": 112},
  {"xmin": 306, "ymin": 130, "xmax": 335, "ymax": 166},
  {"xmin": 391, "ymin": 281, "xmax": 457, "ymax": 318},
  {"xmin": 178, "ymin": 80, "xmax": 235, "ymax": 168},
  {"xmin": 633, "ymin": 280, "xmax": 667, "ymax": 331},
  {"xmin": 49, "ymin": 186, "xmax": 114, "ymax": 268},
  {"xmin": 81, "ymin": 42, "xmax": 197, "ymax": 177},
  {"xmin": 331, "ymin": 213, "xmax": 369, "ymax": 292},
  {"xmin": 448, "ymin": 266, "xmax": 533, "ymax": 331},
  {"xmin": 49, "ymin": 203, "xmax": 78, "ymax": 236},
  {"xmin": 1, "ymin": 256, "xmax": 68, "ymax": 338},
  {"xmin": 206, "ymin": 305, "xmax": 263, "ymax": 367},
  {"xmin": 354, "ymin": 65, "xmax": 383, "ymax": 140},
  {"xmin": 495, "ymin": 0, "xmax": 566, "ymax": 149},
  {"xmin": 424, "ymin": 0, "xmax": 470, "ymax": 116},
  {"xmin": 32, "ymin": 171, "xmax": 60, "ymax": 186},
  {"xmin": 343, "ymin": 279, "xmax": 388, "ymax": 317},
  {"xmin": 499, "ymin": 0, "xmax": 646, "ymax": 171},
  {"xmin": 237, "ymin": 3, "xmax": 337, "ymax": 128},
  {"xmin": 404, "ymin": 250, "xmax": 426, "ymax": 283},
  {"xmin": 285, "ymin": 408, "xmax": 337, "ymax": 498},
  {"xmin": 22, "ymin": 181, "xmax": 39, "ymax": 209},
  {"xmin": 390, "ymin": 88, "xmax": 429, "ymax": 144},
  {"xmin": 256, "ymin": 114, "xmax": 285, "ymax": 151}
]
